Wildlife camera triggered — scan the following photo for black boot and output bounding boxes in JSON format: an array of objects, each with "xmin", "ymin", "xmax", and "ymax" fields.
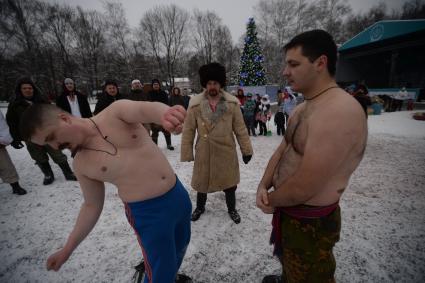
[
  {"xmin": 10, "ymin": 182, "xmax": 27, "ymax": 195},
  {"xmin": 262, "ymin": 275, "xmax": 283, "ymax": 283},
  {"xmin": 58, "ymin": 162, "xmax": 77, "ymax": 181},
  {"xmin": 38, "ymin": 162, "xmax": 55, "ymax": 185},
  {"xmin": 225, "ymin": 187, "xmax": 241, "ymax": 224},
  {"xmin": 191, "ymin": 192, "xmax": 207, "ymax": 221},
  {"xmin": 165, "ymin": 134, "xmax": 174, "ymax": 150},
  {"xmin": 132, "ymin": 260, "xmax": 145, "ymax": 283},
  {"xmin": 175, "ymin": 273, "xmax": 193, "ymax": 283},
  {"xmin": 191, "ymin": 207, "xmax": 205, "ymax": 221},
  {"xmin": 228, "ymin": 210, "xmax": 241, "ymax": 224}
]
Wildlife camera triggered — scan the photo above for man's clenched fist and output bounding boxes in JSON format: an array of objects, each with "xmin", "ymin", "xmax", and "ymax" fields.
[{"xmin": 162, "ymin": 105, "xmax": 186, "ymax": 134}]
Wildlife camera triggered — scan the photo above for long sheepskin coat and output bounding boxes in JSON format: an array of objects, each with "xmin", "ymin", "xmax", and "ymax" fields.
[{"xmin": 181, "ymin": 90, "xmax": 253, "ymax": 193}]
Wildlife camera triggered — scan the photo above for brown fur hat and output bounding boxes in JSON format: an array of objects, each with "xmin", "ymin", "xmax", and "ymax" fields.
[{"xmin": 199, "ymin": 62, "xmax": 226, "ymax": 88}]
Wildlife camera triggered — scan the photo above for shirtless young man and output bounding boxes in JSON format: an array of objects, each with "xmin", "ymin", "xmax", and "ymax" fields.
[
  {"xmin": 20, "ymin": 100, "xmax": 192, "ymax": 283},
  {"xmin": 257, "ymin": 30, "xmax": 368, "ymax": 283}
]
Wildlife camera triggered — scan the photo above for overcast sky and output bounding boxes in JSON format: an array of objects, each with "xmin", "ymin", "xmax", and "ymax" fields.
[{"xmin": 47, "ymin": 0, "xmax": 407, "ymax": 43}]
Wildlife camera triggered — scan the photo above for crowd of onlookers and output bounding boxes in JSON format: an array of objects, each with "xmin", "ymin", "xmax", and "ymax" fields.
[{"xmin": 234, "ymin": 87, "xmax": 304, "ymax": 137}]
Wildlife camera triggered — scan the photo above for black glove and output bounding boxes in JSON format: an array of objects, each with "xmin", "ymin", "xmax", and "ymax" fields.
[
  {"xmin": 242, "ymin": 155, "xmax": 252, "ymax": 164},
  {"xmin": 11, "ymin": 140, "xmax": 24, "ymax": 149}
]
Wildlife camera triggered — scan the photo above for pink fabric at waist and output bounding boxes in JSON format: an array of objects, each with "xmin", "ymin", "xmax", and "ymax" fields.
[{"xmin": 279, "ymin": 202, "xmax": 339, "ymax": 220}]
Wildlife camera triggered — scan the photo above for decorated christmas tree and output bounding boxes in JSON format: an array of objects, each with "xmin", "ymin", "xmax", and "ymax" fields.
[{"xmin": 238, "ymin": 17, "xmax": 266, "ymax": 86}]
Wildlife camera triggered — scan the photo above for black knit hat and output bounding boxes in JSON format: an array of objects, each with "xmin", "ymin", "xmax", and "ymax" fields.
[
  {"xmin": 151, "ymin": 79, "xmax": 160, "ymax": 85},
  {"xmin": 199, "ymin": 62, "xmax": 226, "ymax": 88}
]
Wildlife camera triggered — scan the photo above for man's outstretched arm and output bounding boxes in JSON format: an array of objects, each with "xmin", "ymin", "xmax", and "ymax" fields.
[
  {"xmin": 110, "ymin": 99, "xmax": 186, "ymax": 134},
  {"xmin": 46, "ymin": 172, "xmax": 105, "ymax": 271}
]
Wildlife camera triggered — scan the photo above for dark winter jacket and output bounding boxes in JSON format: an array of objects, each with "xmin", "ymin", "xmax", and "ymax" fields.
[
  {"xmin": 93, "ymin": 92, "xmax": 127, "ymax": 115},
  {"xmin": 6, "ymin": 78, "xmax": 49, "ymax": 142},
  {"xmin": 243, "ymin": 99, "xmax": 256, "ymax": 117},
  {"xmin": 149, "ymin": 90, "xmax": 169, "ymax": 105},
  {"xmin": 128, "ymin": 89, "xmax": 150, "ymax": 101},
  {"xmin": 169, "ymin": 94, "xmax": 185, "ymax": 107},
  {"xmin": 182, "ymin": 96, "xmax": 191, "ymax": 110},
  {"xmin": 56, "ymin": 83, "xmax": 92, "ymax": 118}
]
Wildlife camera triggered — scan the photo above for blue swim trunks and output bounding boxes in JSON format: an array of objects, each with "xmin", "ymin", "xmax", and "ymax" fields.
[{"xmin": 124, "ymin": 176, "xmax": 192, "ymax": 283}]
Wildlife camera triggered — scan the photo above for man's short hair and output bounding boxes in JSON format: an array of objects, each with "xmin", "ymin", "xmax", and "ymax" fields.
[
  {"xmin": 284, "ymin": 29, "xmax": 337, "ymax": 76},
  {"xmin": 103, "ymin": 80, "xmax": 118, "ymax": 90},
  {"xmin": 20, "ymin": 104, "xmax": 64, "ymax": 142}
]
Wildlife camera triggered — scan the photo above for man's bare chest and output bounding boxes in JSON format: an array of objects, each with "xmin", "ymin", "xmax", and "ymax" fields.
[
  {"xmin": 76, "ymin": 147, "xmax": 133, "ymax": 182},
  {"xmin": 284, "ymin": 110, "xmax": 309, "ymax": 155},
  {"xmin": 76, "ymin": 127, "xmax": 148, "ymax": 182}
]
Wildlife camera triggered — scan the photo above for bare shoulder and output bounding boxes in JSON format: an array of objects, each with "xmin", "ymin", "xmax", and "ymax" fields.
[
  {"xmin": 106, "ymin": 99, "xmax": 133, "ymax": 114},
  {"xmin": 309, "ymin": 89, "xmax": 367, "ymax": 142},
  {"xmin": 318, "ymin": 89, "xmax": 365, "ymax": 122},
  {"xmin": 334, "ymin": 88, "xmax": 364, "ymax": 113}
]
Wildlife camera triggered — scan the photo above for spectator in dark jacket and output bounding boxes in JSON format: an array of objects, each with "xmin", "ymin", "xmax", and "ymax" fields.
[
  {"xmin": 182, "ymin": 88, "xmax": 191, "ymax": 110},
  {"xmin": 56, "ymin": 78, "xmax": 92, "ymax": 118},
  {"xmin": 128, "ymin": 79, "xmax": 150, "ymax": 101},
  {"xmin": 169, "ymin": 86, "xmax": 185, "ymax": 107},
  {"xmin": 128, "ymin": 79, "xmax": 151, "ymax": 133},
  {"xmin": 149, "ymin": 79, "xmax": 174, "ymax": 150},
  {"xmin": 254, "ymin": 93, "xmax": 261, "ymax": 130},
  {"xmin": 6, "ymin": 77, "xmax": 76, "ymax": 185},
  {"xmin": 93, "ymin": 80, "xmax": 126, "ymax": 115},
  {"xmin": 353, "ymin": 84, "xmax": 371, "ymax": 117}
]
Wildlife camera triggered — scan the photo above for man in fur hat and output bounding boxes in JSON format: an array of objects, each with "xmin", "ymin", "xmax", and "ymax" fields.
[{"xmin": 181, "ymin": 62, "xmax": 253, "ymax": 224}]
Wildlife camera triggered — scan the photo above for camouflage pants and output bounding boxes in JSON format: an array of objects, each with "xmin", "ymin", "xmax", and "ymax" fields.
[{"xmin": 280, "ymin": 206, "xmax": 341, "ymax": 283}]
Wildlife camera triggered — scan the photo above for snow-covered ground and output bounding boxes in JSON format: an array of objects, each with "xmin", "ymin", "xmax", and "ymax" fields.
[{"xmin": 1, "ymin": 109, "xmax": 424, "ymax": 283}]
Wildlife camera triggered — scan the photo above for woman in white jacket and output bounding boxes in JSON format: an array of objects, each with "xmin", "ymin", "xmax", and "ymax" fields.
[{"xmin": 0, "ymin": 111, "xmax": 26, "ymax": 195}]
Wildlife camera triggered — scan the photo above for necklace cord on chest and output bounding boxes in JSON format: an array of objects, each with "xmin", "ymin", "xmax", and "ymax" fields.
[
  {"xmin": 304, "ymin": 86, "xmax": 340, "ymax": 101},
  {"xmin": 82, "ymin": 118, "xmax": 118, "ymax": 156}
]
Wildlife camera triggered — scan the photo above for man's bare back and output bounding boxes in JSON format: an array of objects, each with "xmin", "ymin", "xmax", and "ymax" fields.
[
  {"xmin": 73, "ymin": 103, "xmax": 176, "ymax": 202},
  {"xmin": 271, "ymin": 88, "xmax": 367, "ymax": 206}
]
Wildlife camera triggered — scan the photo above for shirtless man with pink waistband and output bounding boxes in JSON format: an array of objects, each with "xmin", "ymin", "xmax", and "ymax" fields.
[{"xmin": 257, "ymin": 30, "xmax": 368, "ymax": 283}]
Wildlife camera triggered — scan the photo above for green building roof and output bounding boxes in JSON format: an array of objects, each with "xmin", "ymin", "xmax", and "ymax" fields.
[{"xmin": 339, "ymin": 20, "xmax": 425, "ymax": 52}]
